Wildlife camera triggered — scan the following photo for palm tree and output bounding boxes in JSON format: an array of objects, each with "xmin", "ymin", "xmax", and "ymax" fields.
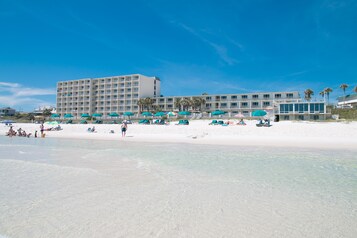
[
  {"xmin": 323, "ymin": 87, "xmax": 333, "ymax": 105},
  {"xmin": 319, "ymin": 90, "xmax": 325, "ymax": 101},
  {"xmin": 340, "ymin": 84, "xmax": 348, "ymax": 105},
  {"xmin": 304, "ymin": 89, "xmax": 314, "ymax": 101},
  {"xmin": 180, "ymin": 98, "xmax": 192, "ymax": 111},
  {"xmin": 174, "ymin": 98, "xmax": 182, "ymax": 111},
  {"xmin": 42, "ymin": 108, "xmax": 52, "ymax": 119},
  {"xmin": 137, "ymin": 99, "xmax": 145, "ymax": 112},
  {"xmin": 143, "ymin": 97, "xmax": 154, "ymax": 111}
]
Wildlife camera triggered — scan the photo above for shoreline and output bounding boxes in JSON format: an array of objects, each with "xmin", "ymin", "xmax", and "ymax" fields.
[{"xmin": 2, "ymin": 120, "xmax": 357, "ymax": 151}]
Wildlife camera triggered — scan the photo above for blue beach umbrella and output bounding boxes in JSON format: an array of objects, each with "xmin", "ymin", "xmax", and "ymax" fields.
[
  {"xmin": 81, "ymin": 113, "xmax": 90, "ymax": 118},
  {"xmin": 252, "ymin": 110, "xmax": 267, "ymax": 117}
]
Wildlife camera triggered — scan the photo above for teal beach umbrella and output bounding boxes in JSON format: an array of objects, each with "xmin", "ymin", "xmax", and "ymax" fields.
[
  {"xmin": 252, "ymin": 110, "xmax": 267, "ymax": 117},
  {"xmin": 92, "ymin": 113, "xmax": 102, "ymax": 117},
  {"xmin": 211, "ymin": 110, "xmax": 226, "ymax": 116},
  {"xmin": 64, "ymin": 114, "xmax": 73, "ymax": 118},
  {"xmin": 178, "ymin": 111, "xmax": 191, "ymax": 116},
  {"xmin": 50, "ymin": 114, "xmax": 60, "ymax": 118},
  {"xmin": 154, "ymin": 112, "xmax": 165, "ymax": 117},
  {"xmin": 142, "ymin": 112, "xmax": 153, "ymax": 116},
  {"xmin": 81, "ymin": 113, "xmax": 90, "ymax": 118},
  {"xmin": 108, "ymin": 112, "xmax": 119, "ymax": 117}
]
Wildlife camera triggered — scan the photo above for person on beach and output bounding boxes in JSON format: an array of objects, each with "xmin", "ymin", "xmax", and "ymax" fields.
[
  {"xmin": 40, "ymin": 123, "xmax": 44, "ymax": 137},
  {"xmin": 121, "ymin": 121, "xmax": 127, "ymax": 137},
  {"xmin": 35, "ymin": 130, "xmax": 38, "ymax": 138}
]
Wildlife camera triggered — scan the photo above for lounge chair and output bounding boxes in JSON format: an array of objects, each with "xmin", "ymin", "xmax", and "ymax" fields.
[
  {"xmin": 94, "ymin": 120, "xmax": 103, "ymax": 124},
  {"xmin": 66, "ymin": 120, "xmax": 73, "ymax": 124},
  {"xmin": 209, "ymin": 120, "xmax": 218, "ymax": 125},
  {"xmin": 177, "ymin": 119, "xmax": 189, "ymax": 125},
  {"xmin": 217, "ymin": 120, "xmax": 224, "ymax": 125},
  {"xmin": 139, "ymin": 119, "xmax": 150, "ymax": 124}
]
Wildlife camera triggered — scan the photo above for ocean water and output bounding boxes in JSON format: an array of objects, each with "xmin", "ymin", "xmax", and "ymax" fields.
[{"xmin": 0, "ymin": 136, "xmax": 356, "ymax": 238}]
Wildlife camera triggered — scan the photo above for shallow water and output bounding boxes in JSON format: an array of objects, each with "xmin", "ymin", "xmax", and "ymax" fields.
[{"xmin": 0, "ymin": 136, "xmax": 356, "ymax": 237}]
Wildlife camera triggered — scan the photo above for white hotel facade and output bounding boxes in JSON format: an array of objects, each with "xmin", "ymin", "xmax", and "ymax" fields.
[{"xmin": 56, "ymin": 74, "xmax": 328, "ymax": 120}]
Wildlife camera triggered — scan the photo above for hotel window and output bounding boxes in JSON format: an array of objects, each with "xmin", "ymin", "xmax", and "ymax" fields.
[
  {"xmin": 221, "ymin": 103, "xmax": 227, "ymax": 107},
  {"xmin": 206, "ymin": 97, "xmax": 211, "ymax": 101},
  {"xmin": 242, "ymin": 95, "xmax": 248, "ymax": 99},
  {"xmin": 263, "ymin": 94, "xmax": 270, "ymax": 99},
  {"xmin": 252, "ymin": 102, "xmax": 259, "ymax": 107},
  {"xmin": 241, "ymin": 102, "xmax": 248, "ymax": 107},
  {"xmin": 252, "ymin": 95, "xmax": 259, "ymax": 99},
  {"xmin": 286, "ymin": 93, "xmax": 293, "ymax": 98},
  {"xmin": 221, "ymin": 96, "xmax": 227, "ymax": 100},
  {"xmin": 275, "ymin": 94, "xmax": 282, "ymax": 99},
  {"xmin": 263, "ymin": 101, "xmax": 270, "ymax": 106},
  {"xmin": 231, "ymin": 103, "xmax": 237, "ymax": 107},
  {"xmin": 231, "ymin": 95, "xmax": 237, "ymax": 100}
]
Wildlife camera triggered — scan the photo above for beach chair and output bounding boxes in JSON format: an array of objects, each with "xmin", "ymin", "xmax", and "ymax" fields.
[
  {"xmin": 209, "ymin": 120, "xmax": 218, "ymax": 125},
  {"xmin": 217, "ymin": 120, "xmax": 224, "ymax": 125},
  {"xmin": 66, "ymin": 120, "xmax": 73, "ymax": 124}
]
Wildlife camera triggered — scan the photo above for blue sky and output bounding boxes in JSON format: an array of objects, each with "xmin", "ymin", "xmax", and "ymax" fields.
[{"xmin": 0, "ymin": 0, "xmax": 356, "ymax": 111}]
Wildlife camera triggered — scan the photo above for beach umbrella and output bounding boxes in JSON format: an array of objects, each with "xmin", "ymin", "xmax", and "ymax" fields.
[
  {"xmin": 50, "ymin": 113, "xmax": 60, "ymax": 118},
  {"xmin": 123, "ymin": 112, "xmax": 134, "ymax": 116},
  {"xmin": 108, "ymin": 112, "xmax": 119, "ymax": 117},
  {"xmin": 178, "ymin": 111, "xmax": 191, "ymax": 116},
  {"xmin": 45, "ymin": 121, "xmax": 59, "ymax": 126},
  {"xmin": 167, "ymin": 111, "xmax": 176, "ymax": 116},
  {"xmin": 92, "ymin": 113, "xmax": 102, "ymax": 117},
  {"xmin": 64, "ymin": 114, "xmax": 73, "ymax": 118},
  {"xmin": 234, "ymin": 113, "xmax": 245, "ymax": 118},
  {"xmin": 141, "ymin": 111, "xmax": 153, "ymax": 117},
  {"xmin": 211, "ymin": 110, "xmax": 226, "ymax": 116},
  {"xmin": 81, "ymin": 113, "xmax": 90, "ymax": 118},
  {"xmin": 252, "ymin": 110, "xmax": 267, "ymax": 117},
  {"xmin": 154, "ymin": 111, "xmax": 165, "ymax": 117}
]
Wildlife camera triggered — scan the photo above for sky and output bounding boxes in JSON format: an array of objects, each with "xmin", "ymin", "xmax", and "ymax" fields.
[{"xmin": 0, "ymin": 0, "xmax": 357, "ymax": 112}]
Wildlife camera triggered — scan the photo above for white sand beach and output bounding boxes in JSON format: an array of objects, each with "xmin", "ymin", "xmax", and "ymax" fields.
[
  {"xmin": 1, "ymin": 120, "xmax": 357, "ymax": 238},
  {"xmin": 2, "ymin": 120, "xmax": 357, "ymax": 150}
]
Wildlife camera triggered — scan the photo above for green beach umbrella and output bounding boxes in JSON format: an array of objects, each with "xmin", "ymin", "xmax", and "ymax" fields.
[
  {"xmin": 142, "ymin": 111, "xmax": 153, "ymax": 116},
  {"xmin": 211, "ymin": 110, "xmax": 226, "ymax": 116},
  {"xmin": 154, "ymin": 112, "xmax": 165, "ymax": 117},
  {"xmin": 81, "ymin": 113, "xmax": 90, "ymax": 118},
  {"xmin": 64, "ymin": 114, "xmax": 73, "ymax": 118},
  {"xmin": 178, "ymin": 111, "xmax": 191, "ymax": 116},
  {"xmin": 252, "ymin": 110, "xmax": 267, "ymax": 117},
  {"xmin": 92, "ymin": 113, "xmax": 102, "ymax": 117}
]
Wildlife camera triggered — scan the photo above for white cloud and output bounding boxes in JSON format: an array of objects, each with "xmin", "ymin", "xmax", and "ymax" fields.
[{"xmin": 0, "ymin": 81, "xmax": 56, "ymax": 111}]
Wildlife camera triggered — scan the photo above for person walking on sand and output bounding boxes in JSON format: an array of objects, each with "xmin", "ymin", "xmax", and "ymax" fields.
[{"xmin": 121, "ymin": 121, "xmax": 127, "ymax": 137}]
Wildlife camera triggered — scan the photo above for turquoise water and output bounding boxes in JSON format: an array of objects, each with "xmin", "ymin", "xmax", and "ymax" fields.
[{"xmin": 0, "ymin": 136, "xmax": 356, "ymax": 237}]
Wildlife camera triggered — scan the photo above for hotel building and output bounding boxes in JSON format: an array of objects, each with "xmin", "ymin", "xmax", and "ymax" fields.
[
  {"xmin": 56, "ymin": 74, "xmax": 160, "ymax": 118},
  {"xmin": 56, "ymin": 74, "xmax": 328, "ymax": 120}
]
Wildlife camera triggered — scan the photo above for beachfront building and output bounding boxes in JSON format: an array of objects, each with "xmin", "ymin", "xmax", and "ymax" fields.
[
  {"xmin": 56, "ymin": 74, "xmax": 160, "ymax": 118},
  {"xmin": 56, "ymin": 73, "xmax": 329, "ymax": 120},
  {"xmin": 151, "ymin": 92, "xmax": 302, "ymax": 117},
  {"xmin": 0, "ymin": 107, "xmax": 16, "ymax": 116},
  {"xmin": 336, "ymin": 93, "xmax": 357, "ymax": 108},
  {"xmin": 276, "ymin": 102, "xmax": 328, "ymax": 120}
]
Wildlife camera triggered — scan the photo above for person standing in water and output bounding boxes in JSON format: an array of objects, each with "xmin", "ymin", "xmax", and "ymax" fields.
[{"xmin": 121, "ymin": 121, "xmax": 127, "ymax": 137}]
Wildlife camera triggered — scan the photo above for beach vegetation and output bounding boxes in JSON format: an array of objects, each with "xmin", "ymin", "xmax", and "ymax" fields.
[
  {"xmin": 304, "ymin": 89, "xmax": 314, "ymax": 101},
  {"xmin": 340, "ymin": 84, "xmax": 348, "ymax": 104},
  {"xmin": 323, "ymin": 87, "xmax": 333, "ymax": 105}
]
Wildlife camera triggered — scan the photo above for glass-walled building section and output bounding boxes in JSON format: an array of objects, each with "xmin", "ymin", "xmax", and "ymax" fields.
[{"xmin": 278, "ymin": 102, "xmax": 327, "ymax": 120}]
